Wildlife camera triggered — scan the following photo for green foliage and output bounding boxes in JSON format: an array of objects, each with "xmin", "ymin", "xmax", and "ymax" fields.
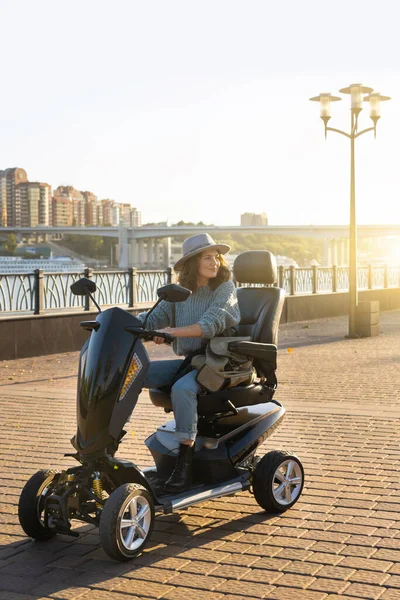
[
  {"xmin": 172, "ymin": 221, "xmax": 214, "ymax": 242},
  {"xmin": 169, "ymin": 223, "xmax": 323, "ymax": 265},
  {"xmin": 62, "ymin": 235, "xmax": 114, "ymax": 258},
  {"xmin": 3, "ymin": 234, "xmax": 17, "ymax": 255}
]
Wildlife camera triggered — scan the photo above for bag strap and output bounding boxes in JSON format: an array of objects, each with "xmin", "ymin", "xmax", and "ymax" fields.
[
  {"xmin": 171, "ymin": 347, "xmax": 205, "ymax": 385},
  {"xmin": 263, "ymin": 364, "xmax": 277, "ymax": 389}
]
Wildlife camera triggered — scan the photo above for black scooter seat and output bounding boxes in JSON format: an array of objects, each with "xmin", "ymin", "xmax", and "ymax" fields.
[{"xmin": 149, "ymin": 382, "xmax": 275, "ymax": 416}]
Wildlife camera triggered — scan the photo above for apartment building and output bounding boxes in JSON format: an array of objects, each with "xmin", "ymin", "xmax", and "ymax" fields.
[
  {"xmin": 17, "ymin": 182, "xmax": 51, "ymax": 226},
  {"xmin": 0, "ymin": 167, "xmax": 28, "ymax": 226},
  {"xmin": 240, "ymin": 212, "xmax": 268, "ymax": 226},
  {"xmin": 54, "ymin": 186, "xmax": 85, "ymax": 227},
  {"xmin": 52, "ymin": 195, "xmax": 72, "ymax": 226},
  {"xmin": 120, "ymin": 203, "xmax": 142, "ymax": 227},
  {"xmin": 1, "ymin": 167, "xmax": 142, "ymax": 229}
]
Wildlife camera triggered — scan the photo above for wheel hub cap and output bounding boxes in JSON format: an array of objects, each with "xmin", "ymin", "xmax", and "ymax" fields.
[
  {"xmin": 272, "ymin": 459, "xmax": 303, "ymax": 506},
  {"xmin": 120, "ymin": 495, "xmax": 151, "ymax": 551}
]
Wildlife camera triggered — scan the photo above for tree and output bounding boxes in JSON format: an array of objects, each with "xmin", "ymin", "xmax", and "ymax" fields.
[
  {"xmin": 62, "ymin": 234, "xmax": 111, "ymax": 259},
  {"xmin": 4, "ymin": 233, "xmax": 17, "ymax": 255}
]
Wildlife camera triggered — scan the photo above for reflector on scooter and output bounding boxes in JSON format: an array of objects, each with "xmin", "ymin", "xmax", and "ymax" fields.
[{"xmin": 118, "ymin": 354, "xmax": 143, "ymax": 402}]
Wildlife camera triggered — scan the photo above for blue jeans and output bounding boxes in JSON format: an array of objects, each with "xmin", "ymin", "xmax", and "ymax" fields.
[{"xmin": 144, "ymin": 360, "xmax": 200, "ymax": 443}]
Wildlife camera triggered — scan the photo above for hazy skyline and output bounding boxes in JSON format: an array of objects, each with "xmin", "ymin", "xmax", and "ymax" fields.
[{"xmin": 1, "ymin": 0, "xmax": 399, "ymax": 226}]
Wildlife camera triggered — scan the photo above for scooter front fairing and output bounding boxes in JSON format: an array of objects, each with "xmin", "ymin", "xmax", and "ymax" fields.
[{"xmin": 71, "ymin": 307, "xmax": 150, "ymax": 460}]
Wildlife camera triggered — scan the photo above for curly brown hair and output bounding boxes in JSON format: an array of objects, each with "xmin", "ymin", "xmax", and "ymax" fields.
[{"xmin": 178, "ymin": 252, "xmax": 231, "ymax": 293}]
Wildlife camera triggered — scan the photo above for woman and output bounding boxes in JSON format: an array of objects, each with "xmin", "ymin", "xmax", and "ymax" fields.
[{"xmin": 140, "ymin": 233, "xmax": 240, "ymax": 493}]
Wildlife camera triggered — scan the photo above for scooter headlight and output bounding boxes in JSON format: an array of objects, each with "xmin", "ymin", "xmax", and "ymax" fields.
[{"xmin": 118, "ymin": 353, "xmax": 143, "ymax": 402}]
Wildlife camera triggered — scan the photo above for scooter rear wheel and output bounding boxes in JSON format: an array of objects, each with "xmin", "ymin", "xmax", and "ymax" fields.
[
  {"xmin": 252, "ymin": 450, "xmax": 304, "ymax": 512},
  {"xmin": 99, "ymin": 483, "xmax": 155, "ymax": 561},
  {"xmin": 18, "ymin": 469, "xmax": 60, "ymax": 540}
]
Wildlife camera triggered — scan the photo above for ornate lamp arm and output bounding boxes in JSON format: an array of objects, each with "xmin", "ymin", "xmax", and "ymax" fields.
[
  {"xmin": 325, "ymin": 127, "xmax": 351, "ymax": 139},
  {"xmin": 355, "ymin": 126, "xmax": 375, "ymax": 138},
  {"xmin": 325, "ymin": 126, "xmax": 376, "ymax": 140}
]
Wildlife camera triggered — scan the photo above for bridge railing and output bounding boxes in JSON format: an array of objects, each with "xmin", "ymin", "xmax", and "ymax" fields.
[
  {"xmin": 0, "ymin": 265, "xmax": 399, "ymax": 314},
  {"xmin": 0, "ymin": 268, "xmax": 173, "ymax": 314},
  {"xmin": 237, "ymin": 265, "xmax": 400, "ymax": 294}
]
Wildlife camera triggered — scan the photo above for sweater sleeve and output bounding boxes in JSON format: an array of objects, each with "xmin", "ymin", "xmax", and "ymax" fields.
[
  {"xmin": 198, "ymin": 280, "xmax": 241, "ymax": 338},
  {"xmin": 138, "ymin": 300, "xmax": 171, "ymax": 330}
]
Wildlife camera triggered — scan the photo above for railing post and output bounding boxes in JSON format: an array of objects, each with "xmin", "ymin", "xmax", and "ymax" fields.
[
  {"xmin": 84, "ymin": 267, "xmax": 93, "ymax": 311},
  {"xmin": 129, "ymin": 267, "xmax": 137, "ymax": 307},
  {"xmin": 384, "ymin": 264, "xmax": 388, "ymax": 289},
  {"xmin": 312, "ymin": 265, "xmax": 318, "ymax": 294},
  {"xmin": 332, "ymin": 265, "xmax": 337, "ymax": 293},
  {"xmin": 167, "ymin": 267, "xmax": 176, "ymax": 284},
  {"xmin": 33, "ymin": 269, "xmax": 44, "ymax": 315},
  {"xmin": 289, "ymin": 265, "xmax": 296, "ymax": 296},
  {"xmin": 368, "ymin": 264, "xmax": 373, "ymax": 290},
  {"xmin": 278, "ymin": 265, "xmax": 284, "ymax": 289}
]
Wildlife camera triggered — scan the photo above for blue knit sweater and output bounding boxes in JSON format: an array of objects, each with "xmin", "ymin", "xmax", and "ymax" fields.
[{"xmin": 139, "ymin": 280, "xmax": 240, "ymax": 357}]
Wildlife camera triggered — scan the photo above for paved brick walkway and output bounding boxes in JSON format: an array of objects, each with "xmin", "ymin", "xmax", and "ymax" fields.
[{"xmin": 1, "ymin": 311, "xmax": 400, "ymax": 600}]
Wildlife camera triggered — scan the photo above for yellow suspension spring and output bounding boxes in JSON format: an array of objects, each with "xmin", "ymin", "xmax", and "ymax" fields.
[{"xmin": 92, "ymin": 474, "xmax": 104, "ymax": 509}]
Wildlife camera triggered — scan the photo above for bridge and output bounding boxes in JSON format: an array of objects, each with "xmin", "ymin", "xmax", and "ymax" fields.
[
  {"xmin": 1, "ymin": 224, "xmax": 399, "ymax": 268},
  {"xmin": 2, "ymin": 223, "xmax": 400, "ymax": 239}
]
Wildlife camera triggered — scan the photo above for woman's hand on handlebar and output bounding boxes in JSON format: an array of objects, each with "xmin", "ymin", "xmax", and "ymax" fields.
[{"xmin": 154, "ymin": 328, "xmax": 175, "ymax": 345}]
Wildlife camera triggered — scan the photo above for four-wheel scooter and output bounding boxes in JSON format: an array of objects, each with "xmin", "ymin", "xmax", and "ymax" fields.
[{"xmin": 18, "ymin": 250, "xmax": 304, "ymax": 561}]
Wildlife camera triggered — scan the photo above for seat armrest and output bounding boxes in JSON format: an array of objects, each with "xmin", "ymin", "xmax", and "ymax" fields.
[{"xmin": 228, "ymin": 341, "xmax": 277, "ymax": 369}]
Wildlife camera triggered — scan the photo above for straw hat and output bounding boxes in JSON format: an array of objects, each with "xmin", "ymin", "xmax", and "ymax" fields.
[{"xmin": 173, "ymin": 233, "xmax": 230, "ymax": 271}]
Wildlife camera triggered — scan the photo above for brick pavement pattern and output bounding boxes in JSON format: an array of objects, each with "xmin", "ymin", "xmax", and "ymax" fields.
[{"xmin": 0, "ymin": 310, "xmax": 400, "ymax": 599}]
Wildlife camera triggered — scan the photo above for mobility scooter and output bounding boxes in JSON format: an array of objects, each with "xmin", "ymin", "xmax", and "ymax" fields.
[{"xmin": 18, "ymin": 250, "xmax": 304, "ymax": 561}]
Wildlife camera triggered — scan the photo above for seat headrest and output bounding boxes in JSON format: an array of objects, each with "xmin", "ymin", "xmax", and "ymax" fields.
[{"xmin": 233, "ymin": 250, "xmax": 277, "ymax": 285}]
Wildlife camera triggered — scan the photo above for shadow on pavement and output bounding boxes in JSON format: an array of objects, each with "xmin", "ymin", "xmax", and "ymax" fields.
[
  {"xmin": 0, "ymin": 510, "xmax": 278, "ymax": 596},
  {"xmin": 0, "ymin": 374, "xmax": 76, "ymax": 387},
  {"xmin": 279, "ymin": 334, "xmax": 347, "ymax": 349}
]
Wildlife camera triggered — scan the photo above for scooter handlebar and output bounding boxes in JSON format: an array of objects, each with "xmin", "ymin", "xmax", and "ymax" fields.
[
  {"xmin": 125, "ymin": 326, "xmax": 174, "ymax": 344},
  {"xmin": 159, "ymin": 332, "xmax": 174, "ymax": 345},
  {"xmin": 146, "ymin": 330, "xmax": 174, "ymax": 345}
]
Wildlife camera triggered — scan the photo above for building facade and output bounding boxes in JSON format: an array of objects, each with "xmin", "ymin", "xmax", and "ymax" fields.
[
  {"xmin": 130, "ymin": 206, "xmax": 142, "ymax": 227},
  {"xmin": 120, "ymin": 203, "xmax": 142, "ymax": 227},
  {"xmin": 53, "ymin": 186, "xmax": 85, "ymax": 226},
  {"xmin": 52, "ymin": 196, "xmax": 72, "ymax": 226},
  {"xmin": 240, "ymin": 212, "xmax": 268, "ymax": 226},
  {"xmin": 0, "ymin": 168, "xmax": 28, "ymax": 227},
  {"xmin": 17, "ymin": 182, "xmax": 51, "ymax": 226},
  {"xmin": 1, "ymin": 167, "xmax": 142, "ymax": 229}
]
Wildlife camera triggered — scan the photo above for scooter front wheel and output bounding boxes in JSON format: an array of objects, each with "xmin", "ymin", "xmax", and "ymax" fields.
[
  {"xmin": 252, "ymin": 450, "xmax": 304, "ymax": 512},
  {"xmin": 99, "ymin": 483, "xmax": 155, "ymax": 561},
  {"xmin": 18, "ymin": 469, "xmax": 60, "ymax": 540}
]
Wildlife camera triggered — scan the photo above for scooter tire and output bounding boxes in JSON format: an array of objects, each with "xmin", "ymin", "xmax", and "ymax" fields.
[
  {"xmin": 252, "ymin": 450, "xmax": 304, "ymax": 513},
  {"xmin": 100, "ymin": 483, "xmax": 155, "ymax": 561},
  {"xmin": 18, "ymin": 469, "xmax": 60, "ymax": 541}
]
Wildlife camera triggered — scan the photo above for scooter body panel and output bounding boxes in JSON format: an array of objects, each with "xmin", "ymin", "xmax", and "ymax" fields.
[
  {"xmin": 101, "ymin": 457, "xmax": 158, "ymax": 504},
  {"xmin": 146, "ymin": 401, "xmax": 286, "ymax": 486},
  {"xmin": 72, "ymin": 307, "xmax": 150, "ymax": 459}
]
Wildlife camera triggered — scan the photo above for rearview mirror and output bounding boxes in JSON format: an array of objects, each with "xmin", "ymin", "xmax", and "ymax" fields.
[
  {"xmin": 157, "ymin": 283, "xmax": 191, "ymax": 303},
  {"xmin": 70, "ymin": 277, "xmax": 97, "ymax": 296}
]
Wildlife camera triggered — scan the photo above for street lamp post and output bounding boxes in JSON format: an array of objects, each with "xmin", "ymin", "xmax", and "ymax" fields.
[{"xmin": 310, "ymin": 84, "xmax": 390, "ymax": 338}]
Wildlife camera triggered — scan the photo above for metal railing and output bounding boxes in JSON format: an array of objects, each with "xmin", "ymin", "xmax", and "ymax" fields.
[
  {"xmin": 274, "ymin": 264, "xmax": 400, "ymax": 295},
  {"xmin": 0, "ymin": 268, "xmax": 173, "ymax": 314},
  {"xmin": 0, "ymin": 265, "xmax": 399, "ymax": 314}
]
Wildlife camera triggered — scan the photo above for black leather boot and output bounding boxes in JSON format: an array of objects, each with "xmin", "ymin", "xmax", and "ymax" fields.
[{"xmin": 164, "ymin": 444, "xmax": 194, "ymax": 493}]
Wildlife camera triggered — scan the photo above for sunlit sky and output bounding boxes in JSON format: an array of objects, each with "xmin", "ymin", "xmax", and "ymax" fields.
[{"xmin": 1, "ymin": 0, "xmax": 399, "ymax": 226}]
